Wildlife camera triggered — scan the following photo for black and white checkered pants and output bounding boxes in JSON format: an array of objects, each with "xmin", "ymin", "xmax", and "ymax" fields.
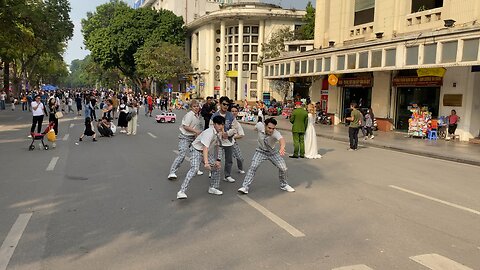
[
  {"xmin": 169, "ymin": 133, "xmax": 195, "ymax": 174},
  {"xmin": 180, "ymin": 148, "xmax": 221, "ymax": 192},
  {"xmin": 241, "ymin": 149, "xmax": 288, "ymax": 190},
  {"xmin": 232, "ymin": 142, "xmax": 244, "ymax": 171}
]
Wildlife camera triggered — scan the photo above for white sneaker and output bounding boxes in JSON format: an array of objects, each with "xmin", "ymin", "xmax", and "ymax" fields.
[
  {"xmin": 197, "ymin": 171, "xmax": 204, "ymax": 176},
  {"xmin": 27, "ymin": 135, "xmax": 32, "ymax": 138},
  {"xmin": 280, "ymin": 185, "xmax": 295, "ymax": 192},
  {"xmin": 208, "ymin": 187, "xmax": 223, "ymax": 195},
  {"xmin": 208, "ymin": 172, "xmax": 211, "ymax": 178},
  {"xmin": 167, "ymin": 173, "xmax": 177, "ymax": 180},
  {"xmin": 370, "ymin": 135, "xmax": 375, "ymax": 139},
  {"xmin": 176, "ymin": 191, "xmax": 187, "ymax": 199},
  {"xmin": 238, "ymin": 187, "xmax": 248, "ymax": 194},
  {"xmin": 224, "ymin": 176, "xmax": 235, "ymax": 183},
  {"xmin": 238, "ymin": 170, "xmax": 246, "ymax": 174}
]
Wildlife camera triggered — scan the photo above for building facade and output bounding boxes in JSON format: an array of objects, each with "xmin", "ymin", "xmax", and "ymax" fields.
[
  {"xmin": 186, "ymin": 2, "xmax": 305, "ymax": 101},
  {"xmin": 264, "ymin": 0, "xmax": 480, "ymax": 141}
]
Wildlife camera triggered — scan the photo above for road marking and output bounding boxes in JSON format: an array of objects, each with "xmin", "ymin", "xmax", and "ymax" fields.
[
  {"xmin": 238, "ymin": 195, "xmax": 305, "ymax": 238},
  {"xmin": 46, "ymin": 157, "xmax": 59, "ymax": 171},
  {"xmin": 0, "ymin": 213, "xmax": 33, "ymax": 270},
  {"xmin": 389, "ymin": 185, "xmax": 480, "ymax": 216},
  {"xmin": 62, "ymin": 134, "xmax": 69, "ymax": 141},
  {"xmin": 148, "ymin": 132, "xmax": 157, "ymax": 139},
  {"xmin": 15, "ymin": 117, "xmax": 23, "ymax": 121},
  {"xmin": 410, "ymin": 254, "xmax": 473, "ymax": 270},
  {"xmin": 173, "ymin": 150, "xmax": 190, "ymax": 161},
  {"xmin": 69, "ymin": 123, "xmax": 74, "ymax": 128},
  {"xmin": 73, "ymin": 117, "xmax": 78, "ymax": 120},
  {"xmin": 332, "ymin": 265, "xmax": 374, "ymax": 270}
]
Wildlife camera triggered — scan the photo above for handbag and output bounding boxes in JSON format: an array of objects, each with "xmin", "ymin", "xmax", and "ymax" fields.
[
  {"xmin": 55, "ymin": 111, "xmax": 64, "ymax": 119},
  {"xmin": 126, "ymin": 112, "xmax": 133, "ymax": 122}
]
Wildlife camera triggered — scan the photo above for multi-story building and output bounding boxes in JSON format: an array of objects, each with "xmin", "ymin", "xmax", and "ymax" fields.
[
  {"xmin": 186, "ymin": 2, "xmax": 305, "ymax": 101},
  {"xmin": 263, "ymin": 0, "xmax": 480, "ymax": 141}
]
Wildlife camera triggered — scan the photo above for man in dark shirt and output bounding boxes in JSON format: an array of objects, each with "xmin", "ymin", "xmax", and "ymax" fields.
[
  {"xmin": 201, "ymin": 96, "xmax": 216, "ymax": 130},
  {"xmin": 345, "ymin": 102, "xmax": 362, "ymax": 151}
]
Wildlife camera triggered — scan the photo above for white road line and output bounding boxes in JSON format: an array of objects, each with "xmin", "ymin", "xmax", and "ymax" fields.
[
  {"xmin": 332, "ymin": 265, "xmax": 374, "ymax": 270},
  {"xmin": 62, "ymin": 134, "xmax": 69, "ymax": 141},
  {"xmin": 69, "ymin": 123, "xmax": 74, "ymax": 128},
  {"xmin": 173, "ymin": 150, "xmax": 190, "ymax": 161},
  {"xmin": 148, "ymin": 132, "xmax": 157, "ymax": 139},
  {"xmin": 238, "ymin": 195, "xmax": 305, "ymax": 238},
  {"xmin": 410, "ymin": 254, "xmax": 473, "ymax": 270},
  {"xmin": 46, "ymin": 157, "xmax": 59, "ymax": 171},
  {"xmin": 0, "ymin": 213, "xmax": 33, "ymax": 270},
  {"xmin": 15, "ymin": 117, "xmax": 23, "ymax": 121},
  {"xmin": 389, "ymin": 185, "xmax": 480, "ymax": 216},
  {"xmin": 73, "ymin": 117, "xmax": 78, "ymax": 120}
]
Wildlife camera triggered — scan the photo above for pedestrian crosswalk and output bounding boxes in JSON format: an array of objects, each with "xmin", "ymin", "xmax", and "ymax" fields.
[{"xmin": 332, "ymin": 253, "xmax": 474, "ymax": 270}]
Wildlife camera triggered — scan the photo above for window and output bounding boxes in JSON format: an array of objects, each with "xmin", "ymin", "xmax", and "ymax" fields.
[
  {"xmin": 243, "ymin": 54, "xmax": 249, "ymax": 61},
  {"xmin": 234, "ymin": 64, "xmax": 238, "ymax": 70},
  {"xmin": 406, "ymin": 46, "xmax": 419, "ymax": 65},
  {"xmin": 371, "ymin": 50, "xmax": 382, "ymax": 67},
  {"xmin": 244, "ymin": 26, "xmax": 250, "ymax": 34},
  {"xmin": 243, "ymin": 36, "xmax": 250, "ymax": 43},
  {"xmin": 270, "ymin": 65, "xmax": 274, "ymax": 76},
  {"xmin": 251, "ymin": 36, "xmax": 259, "ymax": 43},
  {"xmin": 252, "ymin": 26, "xmax": 259, "ymax": 34},
  {"xmin": 286, "ymin": 63, "xmax": 291, "ymax": 74},
  {"xmin": 228, "ymin": 55, "xmax": 232, "ymax": 62},
  {"xmin": 275, "ymin": 64, "xmax": 279, "ymax": 76},
  {"xmin": 234, "ymin": 54, "xmax": 238, "ymax": 61},
  {"xmin": 359, "ymin": 52, "xmax": 368, "ymax": 68},
  {"xmin": 216, "ymin": 47, "xmax": 220, "ymax": 53},
  {"xmin": 442, "ymin": 41, "xmax": 458, "ymax": 63},
  {"xmin": 229, "ymin": 27, "xmax": 233, "ymax": 35},
  {"xmin": 280, "ymin": 64, "xmax": 285, "ymax": 75},
  {"xmin": 354, "ymin": 0, "xmax": 375, "ymax": 26},
  {"xmin": 462, "ymin": 39, "xmax": 479, "ymax": 61},
  {"xmin": 251, "ymin": 45, "xmax": 258, "ymax": 52},
  {"xmin": 228, "ymin": 36, "xmax": 233, "ymax": 43},
  {"xmin": 308, "ymin": 60, "xmax": 315, "ymax": 73},
  {"xmin": 251, "ymin": 64, "xmax": 257, "ymax": 71},
  {"xmin": 228, "ymin": 46, "xmax": 232, "ymax": 53},
  {"xmin": 251, "ymin": 54, "xmax": 258, "ymax": 61},
  {"xmin": 316, "ymin": 58, "xmax": 322, "ymax": 72},
  {"xmin": 234, "ymin": 36, "xmax": 239, "ymax": 43},
  {"xmin": 243, "ymin": 64, "xmax": 249, "ymax": 71},
  {"xmin": 251, "ymin": 73, "xmax": 257, "ymax": 80},
  {"xmin": 324, "ymin": 58, "xmax": 331, "ymax": 71},
  {"xmin": 294, "ymin": 61, "xmax": 300, "ymax": 74},
  {"xmin": 301, "ymin": 61, "xmax": 307, "ymax": 73},
  {"xmin": 250, "ymin": 82, "xmax": 257, "ymax": 89},
  {"xmin": 228, "ymin": 64, "xmax": 232, "ymax": 70},
  {"xmin": 337, "ymin": 55, "xmax": 345, "ymax": 70},
  {"xmin": 411, "ymin": 0, "xmax": 443, "ymax": 13},
  {"xmin": 347, "ymin": 54, "xmax": 356, "ymax": 69},
  {"xmin": 234, "ymin": 45, "xmax": 238, "ymax": 52},
  {"xmin": 243, "ymin": 45, "xmax": 249, "ymax": 52},
  {"xmin": 385, "ymin": 48, "xmax": 396, "ymax": 66},
  {"xmin": 424, "ymin": 43, "xmax": 437, "ymax": 64}
]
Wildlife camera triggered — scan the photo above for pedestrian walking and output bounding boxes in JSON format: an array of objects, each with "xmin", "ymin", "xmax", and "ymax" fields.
[
  {"xmin": 238, "ymin": 118, "xmax": 295, "ymax": 194},
  {"xmin": 176, "ymin": 115, "xmax": 225, "ymax": 200},
  {"xmin": 168, "ymin": 100, "xmax": 202, "ymax": 180},
  {"xmin": 117, "ymin": 100, "xmax": 129, "ymax": 133},
  {"xmin": 75, "ymin": 94, "xmax": 82, "ymax": 116},
  {"xmin": 364, "ymin": 107, "xmax": 375, "ymax": 140},
  {"xmin": 67, "ymin": 97, "xmax": 74, "ymax": 114},
  {"xmin": 230, "ymin": 105, "xmax": 245, "ymax": 174},
  {"xmin": 48, "ymin": 96, "xmax": 59, "ymax": 136},
  {"xmin": 30, "ymin": 95, "xmax": 46, "ymax": 135},
  {"xmin": 201, "ymin": 96, "xmax": 216, "ymax": 130},
  {"xmin": 79, "ymin": 117, "xmax": 97, "ymax": 142},
  {"xmin": 0, "ymin": 91, "xmax": 6, "ymax": 110},
  {"xmin": 211, "ymin": 96, "xmax": 236, "ymax": 183},
  {"xmin": 127, "ymin": 100, "xmax": 138, "ymax": 135},
  {"xmin": 89, "ymin": 96, "xmax": 97, "ymax": 121},
  {"xmin": 289, "ymin": 101, "xmax": 308, "ymax": 158},
  {"xmin": 304, "ymin": 104, "xmax": 322, "ymax": 159},
  {"xmin": 345, "ymin": 102, "xmax": 362, "ymax": 151}
]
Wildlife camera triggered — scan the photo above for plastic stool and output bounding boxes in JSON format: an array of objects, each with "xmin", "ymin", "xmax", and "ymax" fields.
[{"xmin": 428, "ymin": 130, "xmax": 438, "ymax": 140}]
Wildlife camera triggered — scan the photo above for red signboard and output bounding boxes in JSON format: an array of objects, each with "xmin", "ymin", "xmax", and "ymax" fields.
[
  {"xmin": 214, "ymin": 86, "xmax": 221, "ymax": 90},
  {"xmin": 393, "ymin": 76, "xmax": 443, "ymax": 87},
  {"xmin": 337, "ymin": 77, "xmax": 373, "ymax": 87}
]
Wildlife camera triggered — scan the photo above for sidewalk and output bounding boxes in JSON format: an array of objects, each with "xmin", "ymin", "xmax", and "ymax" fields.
[{"xmin": 241, "ymin": 116, "xmax": 480, "ymax": 167}]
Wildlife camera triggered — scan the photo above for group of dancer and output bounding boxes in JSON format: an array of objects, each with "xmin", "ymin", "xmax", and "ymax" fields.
[{"xmin": 167, "ymin": 96, "xmax": 295, "ymax": 199}]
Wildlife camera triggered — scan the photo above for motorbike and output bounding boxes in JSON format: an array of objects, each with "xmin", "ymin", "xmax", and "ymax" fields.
[{"xmin": 316, "ymin": 111, "xmax": 332, "ymax": 125}]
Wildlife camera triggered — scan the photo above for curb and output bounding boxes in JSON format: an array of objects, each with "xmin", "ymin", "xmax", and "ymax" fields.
[{"xmin": 240, "ymin": 121, "xmax": 480, "ymax": 167}]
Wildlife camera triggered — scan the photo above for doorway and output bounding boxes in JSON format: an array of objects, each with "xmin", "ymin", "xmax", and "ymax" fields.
[
  {"xmin": 395, "ymin": 87, "xmax": 440, "ymax": 130},
  {"xmin": 341, "ymin": 87, "xmax": 372, "ymax": 119}
]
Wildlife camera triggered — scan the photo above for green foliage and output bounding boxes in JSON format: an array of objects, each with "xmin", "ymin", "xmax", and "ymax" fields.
[
  {"xmin": 82, "ymin": 1, "xmax": 186, "ymax": 89},
  {"xmin": 259, "ymin": 27, "xmax": 295, "ymax": 65},
  {"xmin": 298, "ymin": 2, "xmax": 315, "ymax": 40},
  {"xmin": 135, "ymin": 41, "xmax": 191, "ymax": 84},
  {"xmin": 63, "ymin": 56, "xmax": 122, "ymax": 89}
]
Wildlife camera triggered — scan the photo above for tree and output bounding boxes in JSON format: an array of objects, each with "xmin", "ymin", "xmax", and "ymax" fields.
[
  {"xmin": 259, "ymin": 27, "xmax": 295, "ymax": 66},
  {"xmin": 135, "ymin": 41, "xmax": 191, "ymax": 89},
  {"xmin": 298, "ymin": 2, "xmax": 315, "ymax": 40},
  {"xmin": 82, "ymin": 1, "xmax": 186, "ymax": 91},
  {"xmin": 269, "ymin": 79, "xmax": 291, "ymax": 102}
]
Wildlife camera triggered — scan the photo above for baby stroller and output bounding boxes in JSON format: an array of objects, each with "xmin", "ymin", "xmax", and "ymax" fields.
[{"xmin": 29, "ymin": 122, "xmax": 55, "ymax": 151}]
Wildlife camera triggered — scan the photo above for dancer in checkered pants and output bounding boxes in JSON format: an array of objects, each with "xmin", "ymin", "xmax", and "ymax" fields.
[
  {"xmin": 177, "ymin": 115, "xmax": 225, "ymax": 199},
  {"xmin": 230, "ymin": 105, "xmax": 245, "ymax": 174},
  {"xmin": 238, "ymin": 118, "xmax": 295, "ymax": 194},
  {"xmin": 168, "ymin": 100, "xmax": 203, "ymax": 180}
]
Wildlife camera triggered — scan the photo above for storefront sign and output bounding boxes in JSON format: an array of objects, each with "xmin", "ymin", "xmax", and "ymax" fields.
[
  {"xmin": 417, "ymin": 68, "xmax": 446, "ymax": 77},
  {"xmin": 337, "ymin": 77, "xmax": 373, "ymax": 87},
  {"xmin": 226, "ymin": 70, "xmax": 238, "ymax": 77},
  {"xmin": 393, "ymin": 76, "xmax": 443, "ymax": 87}
]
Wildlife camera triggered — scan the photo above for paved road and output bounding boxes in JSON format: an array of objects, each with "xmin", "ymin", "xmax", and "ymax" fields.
[{"xmin": 0, "ymin": 109, "xmax": 479, "ymax": 270}]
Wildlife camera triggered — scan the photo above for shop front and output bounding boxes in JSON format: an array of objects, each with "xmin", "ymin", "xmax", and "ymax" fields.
[
  {"xmin": 338, "ymin": 77, "xmax": 373, "ymax": 120},
  {"xmin": 393, "ymin": 76, "xmax": 442, "ymax": 131}
]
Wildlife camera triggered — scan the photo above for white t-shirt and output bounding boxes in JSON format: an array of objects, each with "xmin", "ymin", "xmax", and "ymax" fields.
[
  {"xmin": 255, "ymin": 122, "xmax": 282, "ymax": 151},
  {"xmin": 233, "ymin": 120, "xmax": 245, "ymax": 137},
  {"xmin": 180, "ymin": 111, "xmax": 201, "ymax": 136},
  {"xmin": 0, "ymin": 93, "xmax": 6, "ymax": 101},
  {"xmin": 31, "ymin": 101, "xmax": 45, "ymax": 116},
  {"xmin": 192, "ymin": 127, "xmax": 221, "ymax": 154}
]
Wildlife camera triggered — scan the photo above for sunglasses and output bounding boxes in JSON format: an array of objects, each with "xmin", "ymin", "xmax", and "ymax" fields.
[{"xmin": 221, "ymin": 103, "xmax": 229, "ymax": 106}]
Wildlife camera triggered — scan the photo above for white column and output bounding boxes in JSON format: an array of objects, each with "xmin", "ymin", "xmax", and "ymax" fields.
[
  {"xmin": 237, "ymin": 20, "xmax": 244, "ymax": 101},
  {"xmin": 208, "ymin": 24, "xmax": 216, "ymax": 98},
  {"xmin": 220, "ymin": 21, "xmax": 226, "ymax": 97},
  {"xmin": 258, "ymin": 20, "xmax": 265, "ymax": 101}
]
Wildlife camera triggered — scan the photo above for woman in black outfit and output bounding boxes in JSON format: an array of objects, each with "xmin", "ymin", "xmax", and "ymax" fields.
[{"xmin": 48, "ymin": 96, "xmax": 59, "ymax": 135}]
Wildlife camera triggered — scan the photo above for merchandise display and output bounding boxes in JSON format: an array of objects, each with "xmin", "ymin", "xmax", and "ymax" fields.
[{"xmin": 408, "ymin": 105, "xmax": 431, "ymax": 138}]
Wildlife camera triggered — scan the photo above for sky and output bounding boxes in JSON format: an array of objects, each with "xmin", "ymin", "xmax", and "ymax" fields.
[{"xmin": 63, "ymin": 0, "xmax": 315, "ymax": 66}]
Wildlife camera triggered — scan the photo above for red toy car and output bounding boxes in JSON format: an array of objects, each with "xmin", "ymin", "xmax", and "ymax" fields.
[{"xmin": 156, "ymin": 112, "xmax": 176, "ymax": 123}]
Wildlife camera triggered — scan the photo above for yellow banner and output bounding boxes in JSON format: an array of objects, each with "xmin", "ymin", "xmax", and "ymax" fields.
[
  {"xmin": 417, "ymin": 68, "xmax": 446, "ymax": 77},
  {"xmin": 226, "ymin": 70, "xmax": 238, "ymax": 78}
]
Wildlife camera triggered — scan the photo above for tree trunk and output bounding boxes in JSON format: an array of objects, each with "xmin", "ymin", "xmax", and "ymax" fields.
[{"xmin": 3, "ymin": 61, "xmax": 10, "ymax": 93}]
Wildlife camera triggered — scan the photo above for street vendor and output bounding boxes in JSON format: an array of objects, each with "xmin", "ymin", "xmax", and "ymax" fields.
[{"xmin": 448, "ymin": 109, "xmax": 459, "ymax": 137}]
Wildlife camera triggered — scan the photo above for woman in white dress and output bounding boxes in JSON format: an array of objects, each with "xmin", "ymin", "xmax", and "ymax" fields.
[{"xmin": 304, "ymin": 103, "xmax": 322, "ymax": 159}]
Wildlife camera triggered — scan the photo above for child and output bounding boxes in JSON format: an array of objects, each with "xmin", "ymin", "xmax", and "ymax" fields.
[{"xmin": 79, "ymin": 117, "xmax": 97, "ymax": 142}]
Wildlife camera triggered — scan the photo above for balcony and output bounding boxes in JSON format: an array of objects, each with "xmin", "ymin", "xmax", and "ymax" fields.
[{"xmin": 406, "ymin": 8, "xmax": 443, "ymax": 28}]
